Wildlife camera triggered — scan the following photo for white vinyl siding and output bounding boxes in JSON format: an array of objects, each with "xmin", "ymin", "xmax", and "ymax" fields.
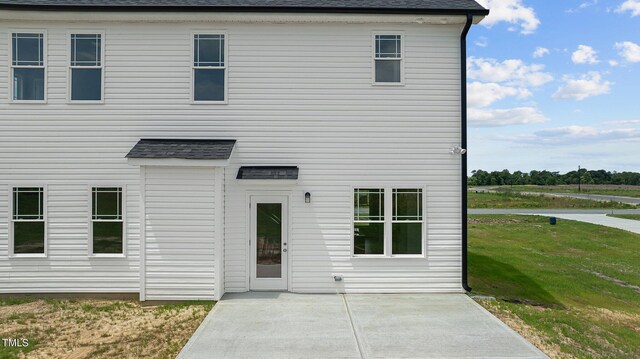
[
  {"xmin": 1, "ymin": 184, "xmax": 140, "ymax": 293},
  {"xmin": 0, "ymin": 18, "xmax": 463, "ymax": 295},
  {"xmin": 143, "ymin": 166, "xmax": 217, "ymax": 300}
]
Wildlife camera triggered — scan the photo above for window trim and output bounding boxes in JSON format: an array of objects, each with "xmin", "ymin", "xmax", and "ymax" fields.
[
  {"xmin": 353, "ymin": 188, "xmax": 386, "ymax": 258},
  {"xmin": 371, "ymin": 31, "xmax": 405, "ymax": 86},
  {"xmin": 9, "ymin": 30, "xmax": 48, "ymax": 104},
  {"xmin": 351, "ymin": 186, "xmax": 426, "ymax": 258},
  {"xmin": 88, "ymin": 185, "xmax": 127, "ymax": 258},
  {"xmin": 8, "ymin": 185, "xmax": 48, "ymax": 258},
  {"xmin": 190, "ymin": 31, "xmax": 229, "ymax": 105},
  {"xmin": 67, "ymin": 30, "xmax": 106, "ymax": 104}
]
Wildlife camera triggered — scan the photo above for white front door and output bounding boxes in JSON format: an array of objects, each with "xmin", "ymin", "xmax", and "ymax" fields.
[{"xmin": 249, "ymin": 195, "xmax": 288, "ymax": 291}]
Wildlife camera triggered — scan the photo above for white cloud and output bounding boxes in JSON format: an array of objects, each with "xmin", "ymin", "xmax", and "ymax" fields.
[
  {"xmin": 571, "ymin": 45, "xmax": 599, "ymax": 64},
  {"xmin": 606, "ymin": 119, "xmax": 640, "ymax": 125},
  {"xmin": 566, "ymin": 0, "xmax": 599, "ymax": 13},
  {"xmin": 616, "ymin": 0, "xmax": 640, "ymax": 16},
  {"xmin": 475, "ymin": 36, "xmax": 489, "ymax": 48},
  {"xmin": 553, "ymin": 72, "xmax": 611, "ymax": 101},
  {"xmin": 609, "ymin": 59, "xmax": 620, "ymax": 66},
  {"xmin": 579, "ymin": 0, "xmax": 599, "ymax": 8},
  {"xmin": 469, "ymin": 107, "xmax": 548, "ymax": 127},
  {"xmin": 475, "ymin": 0, "xmax": 541, "ymax": 34},
  {"xmin": 467, "ymin": 56, "xmax": 551, "ymax": 126},
  {"xmin": 468, "ymin": 57, "xmax": 554, "ymax": 87},
  {"xmin": 507, "ymin": 125, "xmax": 640, "ymax": 145},
  {"xmin": 532, "ymin": 47, "xmax": 550, "ymax": 58},
  {"xmin": 615, "ymin": 41, "xmax": 640, "ymax": 63},
  {"xmin": 468, "ymin": 82, "xmax": 532, "ymax": 108}
]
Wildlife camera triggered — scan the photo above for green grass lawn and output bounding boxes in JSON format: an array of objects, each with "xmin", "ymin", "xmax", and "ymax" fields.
[
  {"xmin": 493, "ymin": 185, "xmax": 640, "ymax": 198},
  {"xmin": 469, "ymin": 215, "xmax": 640, "ymax": 358},
  {"xmin": 607, "ymin": 214, "xmax": 640, "ymax": 221},
  {"xmin": 468, "ymin": 190, "xmax": 635, "ymax": 209}
]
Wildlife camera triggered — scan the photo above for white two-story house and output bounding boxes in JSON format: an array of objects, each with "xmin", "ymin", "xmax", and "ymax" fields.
[{"xmin": 0, "ymin": 0, "xmax": 488, "ymax": 301}]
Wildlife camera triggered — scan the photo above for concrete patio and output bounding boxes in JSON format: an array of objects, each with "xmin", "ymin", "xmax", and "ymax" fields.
[{"xmin": 177, "ymin": 292, "xmax": 547, "ymax": 359}]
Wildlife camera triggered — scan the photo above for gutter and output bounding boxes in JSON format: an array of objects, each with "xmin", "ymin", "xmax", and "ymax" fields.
[
  {"xmin": 0, "ymin": 4, "xmax": 490, "ymax": 16},
  {"xmin": 460, "ymin": 13, "xmax": 473, "ymax": 292}
]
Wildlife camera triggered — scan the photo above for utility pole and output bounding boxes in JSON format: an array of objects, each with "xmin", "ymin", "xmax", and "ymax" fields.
[{"xmin": 578, "ymin": 165, "xmax": 581, "ymax": 192}]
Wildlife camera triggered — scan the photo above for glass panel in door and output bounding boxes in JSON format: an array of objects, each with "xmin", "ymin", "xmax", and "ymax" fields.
[{"xmin": 256, "ymin": 203, "xmax": 282, "ymax": 278}]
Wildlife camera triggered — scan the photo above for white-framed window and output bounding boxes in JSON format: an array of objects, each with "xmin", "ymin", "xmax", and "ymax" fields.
[
  {"xmin": 391, "ymin": 189, "xmax": 423, "ymax": 255},
  {"xmin": 10, "ymin": 31, "xmax": 46, "ymax": 102},
  {"xmin": 69, "ymin": 33, "xmax": 104, "ymax": 102},
  {"xmin": 192, "ymin": 33, "xmax": 227, "ymax": 103},
  {"xmin": 10, "ymin": 187, "xmax": 46, "ymax": 256},
  {"xmin": 90, "ymin": 187, "xmax": 125, "ymax": 256},
  {"xmin": 353, "ymin": 187, "xmax": 424, "ymax": 257},
  {"xmin": 353, "ymin": 188, "xmax": 385, "ymax": 255},
  {"xmin": 372, "ymin": 32, "xmax": 403, "ymax": 85}
]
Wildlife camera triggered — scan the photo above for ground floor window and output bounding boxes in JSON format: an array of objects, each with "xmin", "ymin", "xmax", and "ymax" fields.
[
  {"xmin": 353, "ymin": 187, "xmax": 424, "ymax": 256},
  {"xmin": 11, "ymin": 187, "xmax": 45, "ymax": 255},
  {"xmin": 91, "ymin": 187, "xmax": 124, "ymax": 255}
]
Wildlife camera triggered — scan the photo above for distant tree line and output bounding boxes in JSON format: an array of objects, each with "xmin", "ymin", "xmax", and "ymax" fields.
[{"xmin": 468, "ymin": 169, "xmax": 640, "ymax": 186}]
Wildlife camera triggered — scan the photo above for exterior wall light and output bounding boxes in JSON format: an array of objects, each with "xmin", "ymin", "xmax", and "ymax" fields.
[
  {"xmin": 305, "ymin": 192, "xmax": 311, "ymax": 203},
  {"xmin": 450, "ymin": 145, "xmax": 467, "ymax": 155}
]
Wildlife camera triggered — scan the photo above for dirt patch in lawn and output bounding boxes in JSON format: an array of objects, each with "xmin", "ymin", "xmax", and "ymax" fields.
[
  {"xmin": 477, "ymin": 299, "xmax": 566, "ymax": 359},
  {"xmin": 0, "ymin": 299, "xmax": 213, "ymax": 359}
]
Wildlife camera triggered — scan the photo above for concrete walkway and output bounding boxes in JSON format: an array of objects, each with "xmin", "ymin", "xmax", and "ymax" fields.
[
  {"xmin": 522, "ymin": 213, "xmax": 640, "ymax": 234},
  {"xmin": 178, "ymin": 292, "xmax": 547, "ymax": 359}
]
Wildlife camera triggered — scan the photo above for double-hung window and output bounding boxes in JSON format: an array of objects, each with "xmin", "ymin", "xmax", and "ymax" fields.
[
  {"xmin": 353, "ymin": 188, "xmax": 424, "ymax": 256},
  {"xmin": 391, "ymin": 189, "xmax": 423, "ymax": 255},
  {"xmin": 373, "ymin": 33, "xmax": 403, "ymax": 84},
  {"xmin": 11, "ymin": 187, "xmax": 46, "ymax": 255},
  {"xmin": 193, "ymin": 33, "xmax": 226, "ymax": 102},
  {"xmin": 11, "ymin": 32, "xmax": 46, "ymax": 101},
  {"xmin": 91, "ymin": 187, "xmax": 124, "ymax": 255},
  {"xmin": 70, "ymin": 33, "xmax": 103, "ymax": 101},
  {"xmin": 353, "ymin": 189, "xmax": 385, "ymax": 255}
]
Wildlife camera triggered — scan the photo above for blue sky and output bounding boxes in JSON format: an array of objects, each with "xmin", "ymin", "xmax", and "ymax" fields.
[{"xmin": 467, "ymin": 0, "xmax": 639, "ymax": 173}]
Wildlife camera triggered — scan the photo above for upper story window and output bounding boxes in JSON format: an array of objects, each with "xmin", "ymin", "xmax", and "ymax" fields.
[
  {"xmin": 11, "ymin": 32, "xmax": 46, "ymax": 102},
  {"xmin": 373, "ymin": 34, "xmax": 403, "ymax": 84},
  {"xmin": 70, "ymin": 33, "xmax": 103, "ymax": 101},
  {"xmin": 11, "ymin": 187, "xmax": 46, "ymax": 255},
  {"xmin": 353, "ymin": 187, "xmax": 424, "ymax": 256},
  {"xmin": 193, "ymin": 33, "xmax": 226, "ymax": 103}
]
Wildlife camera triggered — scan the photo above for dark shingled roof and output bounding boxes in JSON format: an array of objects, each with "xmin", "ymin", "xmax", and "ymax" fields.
[
  {"xmin": 237, "ymin": 166, "xmax": 299, "ymax": 180},
  {"xmin": 126, "ymin": 139, "xmax": 236, "ymax": 160},
  {"xmin": 0, "ymin": 0, "xmax": 489, "ymax": 15}
]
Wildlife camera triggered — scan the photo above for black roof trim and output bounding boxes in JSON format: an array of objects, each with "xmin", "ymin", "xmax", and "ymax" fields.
[
  {"xmin": 0, "ymin": 1, "xmax": 489, "ymax": 16},
  {"xmin": 126, "ymin": 139, "xmax": 236, "ymax": 160},
  {"xmin": 237, "ymin": 166, "xmax": 299, "ymax": 180}
]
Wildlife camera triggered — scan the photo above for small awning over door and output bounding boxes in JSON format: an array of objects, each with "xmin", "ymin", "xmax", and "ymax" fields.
[
  {"xmin": 126, "ymin": 139, "xmax": 236, "ymax": 166},
  {"xmin": 236, "ymin": 166, "xmax": 299, "ymax": 180}
]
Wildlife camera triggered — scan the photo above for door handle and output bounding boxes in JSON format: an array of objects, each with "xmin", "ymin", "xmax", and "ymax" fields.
[{"xmin": 283, "ymin": 248, "xmax": 288, "ymax": 252}]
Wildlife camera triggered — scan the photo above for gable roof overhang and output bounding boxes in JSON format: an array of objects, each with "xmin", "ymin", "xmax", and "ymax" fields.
[
  {"xmin": 0, "ymin": 0, "xmax": 489, "ymax": 17},
  {"xmin": 126, "ymin": 138, "xmax": 236, "ymax": 167}
]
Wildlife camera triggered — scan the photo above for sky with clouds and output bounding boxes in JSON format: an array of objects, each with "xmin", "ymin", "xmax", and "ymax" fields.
[{"xmin": 467, "ymin": 0, "xmax": 639, "ymax": 173}]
